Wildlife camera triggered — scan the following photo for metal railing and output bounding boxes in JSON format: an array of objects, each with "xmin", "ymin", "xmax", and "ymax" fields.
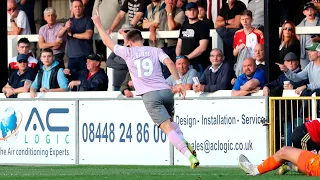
[{"xmin": 268, "ymin": 95, "xmax": 319, "ymax": 155}]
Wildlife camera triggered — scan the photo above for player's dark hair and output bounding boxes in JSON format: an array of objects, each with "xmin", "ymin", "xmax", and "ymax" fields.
[
  {"xmin": 240, "ymin": 10, "xmax": 253, "ymax": 18},
  {"xmin": 126, "ymin": 30, "xmax": 143, "ymax": 43},
  {"xmin": 17, "ymin": 38, "xmax": 30, "ymax": 46},
  {"xmin": 41, "ymin": 48, "xmax": 54, "ymax": 55}
]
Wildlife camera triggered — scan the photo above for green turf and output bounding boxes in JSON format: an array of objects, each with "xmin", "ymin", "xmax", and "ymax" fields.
[{"xmin": 0, "ymin": 165, "xmax": 317, "ymax": 180}]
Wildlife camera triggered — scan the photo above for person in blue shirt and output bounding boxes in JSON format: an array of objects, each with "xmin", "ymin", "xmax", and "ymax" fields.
[
  {"xmin": 30, "ymin": 48, "xmax": 69, "ymax": 98},
  {"xmin": 232, "ymin": 58, "xmax": 264, "ymax": 96}
]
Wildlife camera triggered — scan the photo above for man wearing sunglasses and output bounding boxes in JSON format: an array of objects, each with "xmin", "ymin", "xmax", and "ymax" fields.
[
  {"xmin": 2, "ymin": 54, "xmax": 35, "ymax": 98},
  {"xmin": 7, "ymin": 0, "xmax": 31, "ymax": 35},
  {"xmin": 8, "ymin": 38, "xmax": 39, "ymax": 79}
]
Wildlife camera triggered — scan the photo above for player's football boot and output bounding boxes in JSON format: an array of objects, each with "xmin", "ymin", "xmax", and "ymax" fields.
[
  {"xmin": 238, "ymin": 154, "xmax": 260, "ymax": 176},
  {"xmin": 278, "ymin": 162, "xmax": 298, "ymax": 175},
  {"xmin": 278, "ymin": 164, "xmax": 290, "ymax": 175},
  {"xmin": 189, "ymin": 155, "xmax": 200, "ymax": 169}
]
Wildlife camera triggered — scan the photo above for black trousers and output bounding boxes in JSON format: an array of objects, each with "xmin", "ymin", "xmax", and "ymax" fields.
[
  {"xmin": 161, "ymin": 45, "xmax": 176, "ymax": 79},
  {"xmin": 291, "ymin": 124, "xmax": 320, "ymax": 151}
]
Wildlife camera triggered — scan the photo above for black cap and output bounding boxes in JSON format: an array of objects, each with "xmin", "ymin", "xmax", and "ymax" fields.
[
  {"xmin": 186, "ymin": 2, "xmax": 198, "ymax": 10},
  {"xmin": 86, "ymin": 54, "xmax": 102, "ymax": 62},
  {"xmin": 304, "ymin": 2, "xmax": 317, "ymax": 10}
]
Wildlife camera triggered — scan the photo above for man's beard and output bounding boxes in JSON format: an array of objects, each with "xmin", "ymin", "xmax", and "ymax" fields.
[
  {"xmin": 188, "ymin": 17, "xmax": 198, "ymax": 21},
  {"xmin": 245, "ymin": 71, "xmax": 254, "ymax": 77}
]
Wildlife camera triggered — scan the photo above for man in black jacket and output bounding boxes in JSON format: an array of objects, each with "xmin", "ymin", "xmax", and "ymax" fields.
[{"xmin": 64, "ymin": 53, "xmax": 108, "ymax": 91}]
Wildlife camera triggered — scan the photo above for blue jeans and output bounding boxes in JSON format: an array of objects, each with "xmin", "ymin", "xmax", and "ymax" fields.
[{"xmin": 283, "ymin": 117, "xmax": 303, "ymax": 146}]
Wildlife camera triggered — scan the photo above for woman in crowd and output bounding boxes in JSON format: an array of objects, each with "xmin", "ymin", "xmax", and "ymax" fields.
[{"xmin": 279, "ymin": 21, "xmax": 301, "ymax": 63}]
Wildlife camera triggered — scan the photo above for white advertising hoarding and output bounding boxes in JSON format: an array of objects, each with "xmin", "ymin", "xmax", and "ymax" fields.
[
  {"xmin": 0, "ymin": 101, "xmax": 76, "ymax": 164},
  {"xmin": 174, "ymin": 98, "xmax": 268, "ymax": 166},
  {"xmin": 79, "ymin": 100, "xmax": 171, "ymax": 165}
]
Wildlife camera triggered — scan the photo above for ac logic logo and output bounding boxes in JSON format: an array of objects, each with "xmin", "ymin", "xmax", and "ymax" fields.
[
  {"xmin": 24, "ymin": 108, "xmax": 70, "ymax": 145},
  {"xmin": 0, "ymin": 108, "xmax": 22, "ymax": 142}
]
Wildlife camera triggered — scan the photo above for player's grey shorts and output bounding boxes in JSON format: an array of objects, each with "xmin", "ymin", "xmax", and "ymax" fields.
[{"xmin": 142, "ymin": 89, "xmax": 174, "ymax": 126}]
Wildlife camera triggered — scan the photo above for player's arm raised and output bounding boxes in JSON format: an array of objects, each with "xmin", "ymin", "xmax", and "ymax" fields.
[{"xmin": 92, "ymin": 11, "xmax": 115, "ymax": 52}]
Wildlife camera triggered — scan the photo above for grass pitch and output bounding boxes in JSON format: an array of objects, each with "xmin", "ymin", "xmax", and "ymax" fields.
[{"xmin": 0, "ymin": 165, "xmax": 315, "ymax": 180}]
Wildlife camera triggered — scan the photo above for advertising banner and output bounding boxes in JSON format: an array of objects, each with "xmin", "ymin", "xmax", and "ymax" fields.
[
  {"xmin": 79, "ymin": 100, "xmax": 171, "ymax": 165},
  {"xmin": 173, "ymin": 99, "xmax": 268, "ymax": 166},
  {"xmin": 0, "ymin": 101, "xmax": 76, "ymax": 164}
]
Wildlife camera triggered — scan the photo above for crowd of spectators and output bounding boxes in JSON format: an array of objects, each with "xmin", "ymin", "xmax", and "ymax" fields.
[
  {"xmin": 7, "ymin": 0, "xmax": 320, "ymax": 153},
  {"xmin": 5, "ymin": 0, "xmax": 320, "ymax": 102}
]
